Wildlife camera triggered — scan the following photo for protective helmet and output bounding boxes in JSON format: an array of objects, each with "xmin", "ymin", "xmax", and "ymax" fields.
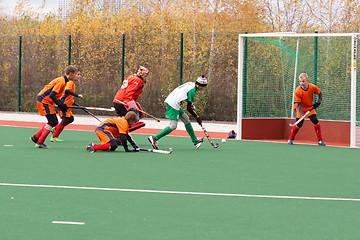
[
  {"xmin": 195, "ymin": 75, "xmax": 208, "ymax": 86},
  {"xmin": 136, "ymin": 66, "xmax": 149, "ymax": 79}
]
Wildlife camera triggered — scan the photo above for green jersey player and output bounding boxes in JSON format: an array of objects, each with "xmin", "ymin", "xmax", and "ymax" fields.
[{"xmin": 148, "ymin": 75, "xmax": 208, "ymax": 149}]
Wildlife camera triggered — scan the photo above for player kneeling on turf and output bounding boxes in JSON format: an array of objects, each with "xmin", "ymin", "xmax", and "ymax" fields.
[{"xmin": 86, "ymin": 111, "xmax": 139, "ymax": 153}]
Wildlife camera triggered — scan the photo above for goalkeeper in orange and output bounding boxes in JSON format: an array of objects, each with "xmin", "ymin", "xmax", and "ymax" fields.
[{"xmin": 288, "ymin": 73, "xmax": 325, "ymax": 146}]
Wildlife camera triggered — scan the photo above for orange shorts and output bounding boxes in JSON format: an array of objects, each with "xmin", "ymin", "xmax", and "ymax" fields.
[
  {"xmin": 295, "ymin": 107, "xmax": 317, "ymax": 118},
  {"xmin": 95, "ymin": 129, "xmax": 114, "ymax": 144},
  {"xmin": 37, "ymin": 101, "xmax": 56, "ymax": 116},
  {"xmin": 59, "ymin": 109, "xmax": 73, "ymax": 118}
]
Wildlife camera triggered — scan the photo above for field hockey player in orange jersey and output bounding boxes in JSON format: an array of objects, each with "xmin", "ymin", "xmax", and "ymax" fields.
[
  {"xmin": 288, "ymin": 73, "xmax": 325, "ymax": 146},
  {"xmin": 30, "ymin": 65, "xmax": 80, "ymax": 149}
]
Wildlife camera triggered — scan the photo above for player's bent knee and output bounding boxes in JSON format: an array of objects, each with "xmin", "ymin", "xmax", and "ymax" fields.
[
  {"xmin": 61, "ymin": 116, "xmax": 74, "ymax": 126},
  {"xmin": 109, "ymin": 139, "xmax": 118, "ymax": 151},
  {"xmin": 179, "ymin": 114, "xmax": 190, "ymax": 125},
  {"xmin": 169, "ymin": 120, "xmax": 178, "ymax": 131},
  {"xmin": 46, "ymin": 114, "xmax": 58, "ymax": 127}
]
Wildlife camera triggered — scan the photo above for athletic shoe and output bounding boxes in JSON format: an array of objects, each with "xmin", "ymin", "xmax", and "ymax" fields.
[
  {"xmin": 51, "ymin": 127, "xmax": 56, "ymax": 134},
  {"xmin": 86, "ymin": 142, "xmax": 95, "ymax": 153},
  {"xmin": 35, "ymin": 143, "xmax": 50, "ymax": 149},
  {"xmin": 318, "ymin": 139, "xmax": 326, "ymax": 146},
  {"xmin": 148, "ymin": 136, "xmax": 158, "ymax": 150},
  {"xmin": 288, "ymin": 139, "xmax": 293, "ymax": 145},
  {"xmin": 50, "ymin": 137, "xmax": 63, "ymax": 142},
  {"xmin": 194, "ymin": 137, "xmax": 204, "ymax": 149},
  {"xmin": 30, "ymin": 135, "xmax": 38, "ymax": 144}
]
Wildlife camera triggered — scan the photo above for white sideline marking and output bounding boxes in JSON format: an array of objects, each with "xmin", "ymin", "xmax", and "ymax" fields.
[
  {"xmin": 3, "ymin": 145, "xmax": 13, "ymax": 147},
  {"xmin": 52, "ymin": 221, "xmax": 84, "ymax": 225},
  {"xmin": 0, "ymin": 182, "xmax": 359, "ymax": 202}
]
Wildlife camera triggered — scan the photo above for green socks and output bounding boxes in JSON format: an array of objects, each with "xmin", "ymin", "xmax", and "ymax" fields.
[
  {"xmin": 154, "ymin": 126, "xmax": 172, "ymax": 140},
  {"xmin": 185, "ymin": 122, "xmax": 198, "ymax": 143},
  {"xmin": 155, "ymin": 123, "xmax": 197, "ymax": 144}
]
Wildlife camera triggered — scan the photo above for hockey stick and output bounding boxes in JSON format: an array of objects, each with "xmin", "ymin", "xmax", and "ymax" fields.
[
  {"xmin": 114, "ymin": 99, "xmax": 160, "ymax": 122},
  {"xmin": 289, "ymin": 107, "xmax": 314, "ymax": 127},
  {"xmin": 69, "ymin": 106, "xmax": 116, "ymax": 112},
  {"xmin": 139, "ymin": 148, "xmax": 173, "ymax": 154},
  {"xmin": 190, "ymin": 103, "xmax": 219, "ymax": 148},
  {"xmin": 200, "ymin": 124, "xmax": 219, "ymax": 148},
  {"xmin": 73, "ymin": 102, "xmax": 102, "ymax": 122}
]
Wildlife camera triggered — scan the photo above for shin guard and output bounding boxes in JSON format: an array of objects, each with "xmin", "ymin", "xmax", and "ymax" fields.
[
  {"xmin": 52, "ymin": 124, "xmax": 65, "ymax": 138},
  {"xmin": 314, "ymin": 123, "xmax": 322, "ymax": 141},
  {"xmin": 93, "ymin": 143, "xmax": 111, "ymax": 151},
  {"xmin": 289, "ymin": 125, "xmax": 300, "ymax": 140},
  {"xmin": 38, "ymin": 124, "xmax": 52, "ymax": 144}
]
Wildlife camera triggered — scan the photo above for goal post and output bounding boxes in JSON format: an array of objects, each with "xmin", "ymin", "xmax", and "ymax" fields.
[{"xmin": 237, "ymin": 33, "xmax": 359, "ymax": 147}]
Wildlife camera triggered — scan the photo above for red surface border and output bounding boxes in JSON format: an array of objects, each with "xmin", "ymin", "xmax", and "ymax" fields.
[{"xmin": 0, "ymin": 120, "xmax": 228, "ymax": 139}]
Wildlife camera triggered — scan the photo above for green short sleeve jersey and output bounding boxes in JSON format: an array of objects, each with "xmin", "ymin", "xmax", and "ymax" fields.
[{"xmin": 165, "ymin": 82, "xmax": 196, "ymax": 110}]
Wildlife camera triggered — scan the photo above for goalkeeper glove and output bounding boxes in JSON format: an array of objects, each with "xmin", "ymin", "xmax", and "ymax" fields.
[
  {"xmin": 196, "ymin": 116, "xmax": 202, "ymax": 125},
  {"xmin": 313, "ymin": 102, "xmax": 321, "ymax": 109}
]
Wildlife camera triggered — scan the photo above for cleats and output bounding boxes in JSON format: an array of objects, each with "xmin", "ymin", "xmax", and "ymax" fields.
[
  {"xmin": 35, "ymin": 143, "xmax": 50, "ymax": 149},
  {"xmin": 194, "ymin": 137, "xmax": 204, "ymax": 149},
  {"xmin": 318, "ymin": 139, "xmax": 326, "ymax": 146},
  {"xmin": 148, "ymin": 136, "xmax": 158, "ymax": 150},
  {"xmin": 288, "ymin": 139, "xmax": 293, "ymax": 145},
  {"xmin": 86, "ymin": 142, "xmax": 95, "ymax": 153},
  {"xmin": 50, "ymin": 137, "xmax": 63, "ymax": 142},
  {"xmin": 51, "ymin": 127, "xmax": 56, "ymax": 134},
  {"xmin": 30, "ymin": 135, "xmax": 38, "ymax": 144}
]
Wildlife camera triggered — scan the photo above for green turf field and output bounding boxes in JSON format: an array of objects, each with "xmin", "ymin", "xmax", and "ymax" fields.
[{"xmin": 1, "ymin": 125, "xmax": 360, "ymax": 239}]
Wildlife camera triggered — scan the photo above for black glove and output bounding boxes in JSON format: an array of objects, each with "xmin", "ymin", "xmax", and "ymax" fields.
[
  {"xmin": 132, "ymin": 147, "xmax": 140, "ymax": 152},
  {"xmin": 196, "ymin": 116, "xmax": 202, "ymax": 125},
  {"xmin": 58, "ymin": 102, "xmax": 68, "ymax": 112},
  {"xmin": 313, "ymin": 102, "xmax": 321, "ymax": 109},
  {"xmin": 115, "ymin": 137, "xmax": 122, "ymax": 145},
  {"xmin": 132, "ymin": 143, "xmax": 140, "ymax": 150}
]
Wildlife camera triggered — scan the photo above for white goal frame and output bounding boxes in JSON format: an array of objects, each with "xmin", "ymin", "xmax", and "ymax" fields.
[{"xmin": 237, "ymin": 33, "xmax": 359, "ymax": 147}]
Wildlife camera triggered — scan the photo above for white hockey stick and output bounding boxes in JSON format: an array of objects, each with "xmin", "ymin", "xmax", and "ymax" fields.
[
  {"xmin": 289, "ymin": 107, "xmax": 314, "ymax": 127},
  {"xmin": 69, "ymin": 106, "xmax": 116, "ymax": 112},
  {"xmin": 139, "ymin": 148, "xmax": 173, "ymax": 154}
]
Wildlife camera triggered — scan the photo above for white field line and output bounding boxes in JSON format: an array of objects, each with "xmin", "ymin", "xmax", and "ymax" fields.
[
  {"xmin": 1, "ymin": 182, "xmax": 359, "ymax": 202},
  {"xmin": 52, "ymin": 221, "xmax": 84, "ymax": 225}
]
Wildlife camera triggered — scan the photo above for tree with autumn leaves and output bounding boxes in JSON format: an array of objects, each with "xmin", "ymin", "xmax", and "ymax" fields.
[{"xmin": 0, "ymin": 0, "xmax": 360, "ymax": 120}]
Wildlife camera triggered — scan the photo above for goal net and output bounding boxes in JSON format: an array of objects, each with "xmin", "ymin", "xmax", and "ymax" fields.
[{"xmin": 237, "ymin": 33, "xmax": 360, "ymax": 147}]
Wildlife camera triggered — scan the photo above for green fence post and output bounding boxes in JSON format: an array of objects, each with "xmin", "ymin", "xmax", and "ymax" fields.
[
  {"xmin": 68, "ymin": 35, "xmax": 71, "ymax": 65},
  {"xmin": 242, "ymin": 34, "xmax": 248, "ymax": 118},
  {"xmin": 18, "ymin": 36, "xmax": 22, "ymax": 112},
  {"xmin": 121, "ymin": 34, "xmax": 125, "ymax": 83},
  {"xmin": 179, "ymin": 33, "xmax": 184, "ymax": 85},
  {"xmin": 314, "ymin": 31, "xmax": 318, "ymax": 86}
]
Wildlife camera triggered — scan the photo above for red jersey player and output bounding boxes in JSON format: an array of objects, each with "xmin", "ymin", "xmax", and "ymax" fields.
[
  {"xmin": 30, "ymin": 65, "xmax": 80, "ymax": 149},
  {"xmin": 51, "ymin": 71, "xmax": 83, "ymax": 142},
  {"xmin": 113, "ymin": 66, "xmax": 149, "ymax": 131},
  {"xmin": 288, "ymin": 73, "xmax": 325, "ymax": 146},
  {"xmin": 86, "ymin": 111, "xmax": 139, "ymax": 153}
]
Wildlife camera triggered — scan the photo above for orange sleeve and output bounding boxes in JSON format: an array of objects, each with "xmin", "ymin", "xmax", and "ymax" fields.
[
  {"xmin": 294, "ymin": 87, "xmax": 302, "ymax": 103},
  {"xmin": 52, "ymin": 77, "xmax": 66, "ymax": 94},
  {"xmin": 65, "ymin": 80, "xmax": 75, "ymax": 91},
  {"xmin": 115, "ymin": 117, "xmax": 130, "ymax": 134},
  {"xmin": 312, "ymin": 84, "xmax": 321, "ymax": 95}
]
